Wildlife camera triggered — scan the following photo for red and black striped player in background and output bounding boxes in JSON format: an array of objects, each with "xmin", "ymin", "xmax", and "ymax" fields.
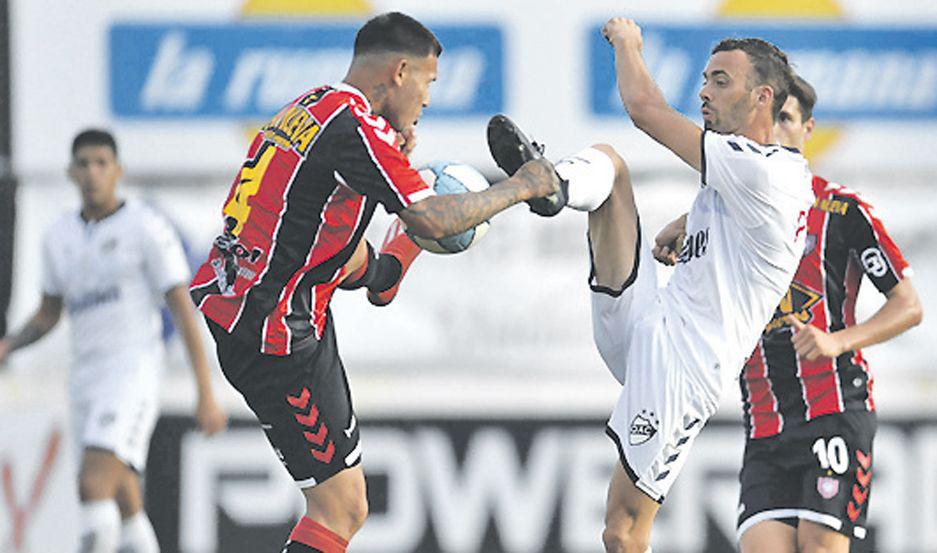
[
  {"xmin": 737, "ymin": 74, "xmax": 923, "ymax": 553},
  {"xmin": 189, "ymin": 12, "xmax": 560, "ymax": 553}
]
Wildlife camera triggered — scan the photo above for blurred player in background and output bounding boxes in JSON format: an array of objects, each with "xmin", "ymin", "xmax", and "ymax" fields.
[
  {"xmin": 488, "ymin": 18, "xmax": 813, "ymax": 552},
  {"xmin": 189, "ymin": 12, "xmax": 559, "ymax": 553},
  {"xmin": 736, "ymin": 75, "xmax": 923, "ymax": 552},
  {"xmin": 0, "ymin": 129, "xmax": 228, "ymax": 553}
]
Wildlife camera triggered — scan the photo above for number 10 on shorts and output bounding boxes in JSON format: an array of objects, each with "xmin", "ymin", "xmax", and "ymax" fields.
[{"xmin": 812, "ymin": 436, "xmax": 849, "ymax": 474}]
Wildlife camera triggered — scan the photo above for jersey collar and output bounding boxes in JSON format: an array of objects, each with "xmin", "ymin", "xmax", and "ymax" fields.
[{"xmin": 333, "ymin": 82, "xmax": 372, "ymax": 113}]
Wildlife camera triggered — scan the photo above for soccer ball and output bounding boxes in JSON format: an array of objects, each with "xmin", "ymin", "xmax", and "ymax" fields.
[{"xmin": 407, "ymin": 161, "xmax": 491, "ymax": 254}]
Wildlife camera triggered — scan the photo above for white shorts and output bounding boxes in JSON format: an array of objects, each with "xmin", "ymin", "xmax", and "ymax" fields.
[
  {"xmin": 591, "ymin": 228, "xmax": 718, "ymax": 502},
  {"xmin": 70, "ymin": 353, "xmax": 163, "ymax": 471}
]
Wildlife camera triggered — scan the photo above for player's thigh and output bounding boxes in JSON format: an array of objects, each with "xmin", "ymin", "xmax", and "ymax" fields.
[
  {"xmin": 587, "ymin": 146, "xmax": 638, "ymax": 291},
  {"xmin": 797, "ymin": 519, "xmax": 850, "ymax": 553},
  {"xmin": 739, "ymin": 519, "xmax": 797, "ymax": 553},
  {"xmin": 604, "ymin": 462, "xmax": 660, "ymax": 550}
]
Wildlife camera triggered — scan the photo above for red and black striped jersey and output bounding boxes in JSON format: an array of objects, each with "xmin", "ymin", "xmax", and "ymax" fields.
[
  {"xmin": 741, "ymin": 175, "xmax": 911, "ymax": 439},
  {"xmin": 190, "ymin": 83, "xmax": 431, "ymax": 355}
]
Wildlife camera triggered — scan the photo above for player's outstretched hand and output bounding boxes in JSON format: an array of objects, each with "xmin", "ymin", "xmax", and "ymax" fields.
[
  {"xmin": 515, "ymin": 158, "xmax": 561, "ymax": 201},
  {"xmin": 785, "ymin": 315, "xmax": 847, "ymax": 361},
  {"xmin": 196, "ymin": 395, "xmax": 229, "ymax": 436},
  {"xmin": 652, "ymin": 215, "xmax": 686, "ymax": 265},
  {"xmin": 602, "ymin": 17, "xmax": 643, "ymax": 51}
]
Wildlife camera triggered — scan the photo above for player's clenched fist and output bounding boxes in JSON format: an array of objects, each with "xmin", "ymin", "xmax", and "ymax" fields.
[{"xmin": 602, "ymin": 17, "xmax": 643, "ymax": 50}]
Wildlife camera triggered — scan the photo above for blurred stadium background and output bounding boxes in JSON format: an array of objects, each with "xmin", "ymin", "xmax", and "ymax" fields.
[{"xmin": 2, "ymin": 0, "xmax": 936, "ymax": 551}]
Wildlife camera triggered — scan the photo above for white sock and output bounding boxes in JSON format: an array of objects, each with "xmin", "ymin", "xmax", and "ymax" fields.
[
  {"xmin": 554, "ymin": 147, "xmax": 615, "ymax": 211},
  {"xmin": 119, "ymin": 511, "xmax": 160, "ymax": 553},
  {"xmin": 79, "ymin": 500, "xmax": 121, "ymax": 553}
]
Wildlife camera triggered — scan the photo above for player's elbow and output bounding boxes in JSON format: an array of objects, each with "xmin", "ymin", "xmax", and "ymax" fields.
[
  {"xmin": 906, "ymin": 296, "xmax": 924, "ymax": 328},
  {"xmin": 623, "ymin": 96, "xmax": 660, "ymax": 132}
]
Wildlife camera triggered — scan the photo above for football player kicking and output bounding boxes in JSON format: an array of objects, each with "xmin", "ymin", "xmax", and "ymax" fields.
[{"xmin": 487, "ymin": 19, "xmax": 813, "ymax": 553}]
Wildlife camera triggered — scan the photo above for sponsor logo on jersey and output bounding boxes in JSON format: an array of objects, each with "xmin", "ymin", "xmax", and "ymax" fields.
[
  {"xmin": 629, "ymin": 410, "xmax": 659, "ymax": 446},
  {"xmin": 109, "ymin": 23, "xmax": 504, "ymax": 120},
  {"xmin": 817, "ymin": 476, "xmax": 840, "ymax": 499},
  {"xmin": 677, "ymin": 228, "xmax": 709, "ymax": 264},
  {"xmin": 860, "ymin": 247, "xmax": 889, "ymax": 277},
  {"xmin": 67, "ymin": 286, "xmax": 122, "ymax": 314},
  {"xmin": 766, "ymin": 281, "xmax": 823, "ymax": 332},
  {"xmin": 814, "ymin": 197, "xmax": 850, "ymax": 216}
]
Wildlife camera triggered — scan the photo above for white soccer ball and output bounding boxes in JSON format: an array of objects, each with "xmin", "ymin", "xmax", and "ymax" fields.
[{"xmin": 408, "ymin": 161, "xmax": 491, "ymax": 254}]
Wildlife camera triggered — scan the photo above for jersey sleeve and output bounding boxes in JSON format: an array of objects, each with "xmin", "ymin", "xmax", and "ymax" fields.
[
  {"xmin": 40, "ymin": 229, "xmax": 63, "ymax": 297},
  {"xmin": 700, "ymin": 131, "xmax": 780, "ymax": 229},
  {"xmin": 845, "ymin": 194, "xmax": 910, "ymax": 294},
  {"xmin": 140, "ymin": 208, "xmax": 191, "ymax": 295},
  {"xmin": 330, "ymin": 112, "xmax": 433, "ymax": 214}
]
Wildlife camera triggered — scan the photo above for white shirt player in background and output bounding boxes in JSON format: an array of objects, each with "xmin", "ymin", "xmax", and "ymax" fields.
[
  {"xmin": 531, "ymin": 19, "xmax": 812, "ymax": 553},
  {"xmin": 0, "ymin": 129, "xmax": 227, "ymax": 553}
]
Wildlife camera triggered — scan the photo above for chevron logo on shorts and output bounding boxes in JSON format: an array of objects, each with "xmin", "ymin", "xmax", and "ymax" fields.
[{"xmin": 286, "ymin": 387, "xmax": 335, "ymax": 464}]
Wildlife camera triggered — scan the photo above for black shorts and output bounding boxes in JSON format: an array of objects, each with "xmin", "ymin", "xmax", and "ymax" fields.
[
  {"xmin": 737, "ymin": 410, "xmax": 876, "ymax": 542},
  {"xmin": 207, "ymin": 317, "xmax": 361, "ymax": 487}
]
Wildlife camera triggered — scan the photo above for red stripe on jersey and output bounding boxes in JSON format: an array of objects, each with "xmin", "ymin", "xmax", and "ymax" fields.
[
  {"xmin": 800, "ymin": 199, "xmax": 843, "ymax": 420},
  {"xmin": 743, "ymin": 343, "xmax": 782, "ymax": 438},
  {"xmin": 260, "ymin": 184, "xmax": 366, "ymax": 354},
  {"xmin": 352, "ymin": 109, "xmax": 428, "ymax": 207}
]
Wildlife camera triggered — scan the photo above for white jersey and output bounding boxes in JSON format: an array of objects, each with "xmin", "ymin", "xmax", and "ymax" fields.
[
  {"xmin": 41, "ymin": 200, "xmax": 190, "ymax": 380},
  {"xmin": 661, "ymin": 131, "xmax": 813, "ymax": 396}
]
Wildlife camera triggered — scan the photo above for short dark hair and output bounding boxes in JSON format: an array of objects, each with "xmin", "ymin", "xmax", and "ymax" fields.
[
  {"xmin": 788, "ymin": 74, "xmax": 818, "ymax": 122},
  {"xmin": 712, "ymin": 38, "xmax": 794, "ymax": 122},
  {"xmin": 72, "ymin": 128, "xmax": 118, "ymax": 158},
  {"xmin": 353, "ymin": 12, "xmax": 442, "ymax": 58}
]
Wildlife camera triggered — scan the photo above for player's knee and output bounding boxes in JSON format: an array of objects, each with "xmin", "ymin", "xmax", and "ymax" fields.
[
  {"xmin": 350, "ymin": 494, "xmax": 369, "ymax": 532},
  {"xmin": 590, "ymin": 143, "xmax": 630, "ymax": 184},
  {"xmin": 602, "ymin": 525, "xmax": 649, "ymax": 553}
]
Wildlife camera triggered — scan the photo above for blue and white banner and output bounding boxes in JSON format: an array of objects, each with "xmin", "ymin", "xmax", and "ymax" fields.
[
  {"xmin": 590, "ymin": 25, "xmax": 937, "ymax": 121},
  {"xmin": 110, "ymin": 23, "xmax": 503, "ymax": 119}
]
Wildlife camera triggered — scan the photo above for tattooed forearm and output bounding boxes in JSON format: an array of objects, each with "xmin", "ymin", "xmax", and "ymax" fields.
[{"xmin": 401, "ymin": 181, "xmax": 527, "ymax": 239}]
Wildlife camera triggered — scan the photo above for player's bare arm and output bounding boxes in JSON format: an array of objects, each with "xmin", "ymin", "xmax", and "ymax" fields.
[
  {"xmin": 164, "ymin": 285, "xmax": 228, "ymax": 435},
  {"xmin": 652, "ymin": 213, "xmax": 688, "ymax": 266},
  {"xmin": 400, "ymin": 157, "xmax": 559, "ymax": 239},
  {"xmin": 787, "ymin": 279, "xmax": 923, "ymax": 361},
  {"xmin": 603, "ymin": 17, "xmax": 702, "ymax": 171},
  {"xmin": 0, "ymin": 293, "xmax": 63, "ymax": 364}
]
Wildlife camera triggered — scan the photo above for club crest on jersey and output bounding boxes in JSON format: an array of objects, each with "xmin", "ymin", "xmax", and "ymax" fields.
[
  {"xmin": 629, "ymin": 410, "xmax": 659, "ymax": 446},
  {"xmin": 766, "ymin": 281, "xmax": 822, "ymax": 332},
  {"xmin": 817, "ymin": 476, "xmax": 840, "ymax": 500}
]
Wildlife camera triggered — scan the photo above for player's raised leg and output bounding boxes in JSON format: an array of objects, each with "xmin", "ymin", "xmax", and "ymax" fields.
[{"xmin": 577, "ymin": 144, "xmax": 638, "ymax": 290}]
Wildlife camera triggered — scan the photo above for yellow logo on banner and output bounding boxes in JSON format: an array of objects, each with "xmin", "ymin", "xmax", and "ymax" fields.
[
  {"xmin": 719, "ymin": 0, "xmax": 844, "ymax": 163},
  {"xmin": 241, "ymin": 0, "xmax": 371, "ymax": 16}
]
